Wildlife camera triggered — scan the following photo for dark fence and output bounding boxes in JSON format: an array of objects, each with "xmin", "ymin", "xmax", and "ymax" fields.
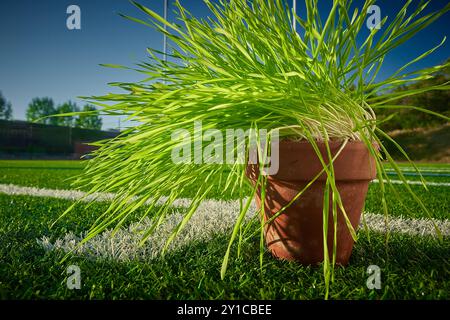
[{"xmin": 0, "ymin": 120, "xmax": 119, "ymax": 159}]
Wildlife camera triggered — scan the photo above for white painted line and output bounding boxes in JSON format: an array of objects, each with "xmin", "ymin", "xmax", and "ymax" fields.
[
  {"xmin": 37, "ymin": 204, "xmax": 449, "ymax": 262},
  {"xmin": 0, "ymin": 183, "xmax": 114, "ymax": 202},
  {"xmin": 372, "ymin": 179, "xmax": 450, "ymax": 187},
  {"xmin": 0, "ymin": 178, "xmax": 449, "ymax": 209},
  {"xmin": 39, "ymin": 199, "xmax": 251, "ymax": 261},
  {"xmin": 0, "ymin": 183, "xmax": 444, "ymax": 260},
  {"xmin": 385, "ymin": 171, "xmax": 450, "ymax": 177},
  {"xmin": 0, "ymin": 183, "xmax": 191, "ymax": 208},
  {"xmin": 0, "ymin": 179, "xmax": 449, "ymax": 219},
  {"xmin": 385, "ymin": 167, "xmax": 450, "ymax": 173},
  {"xmin": 362, "ymin": 212, "xmax": 449, "ymax": 237}
]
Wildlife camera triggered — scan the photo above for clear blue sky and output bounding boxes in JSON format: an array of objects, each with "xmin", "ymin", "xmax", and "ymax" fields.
[{"xmin": 0, "ymin": 0, "xmax": 449, "ymax": 129}]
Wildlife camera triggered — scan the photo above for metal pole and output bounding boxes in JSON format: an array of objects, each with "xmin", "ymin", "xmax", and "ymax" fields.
[
  {"xmin": 163, "ymin": 0, "xmax": 168, "ymax": 85},
  {"xmin": 163, "ymin": 0, "xmax": 168, "ymax": 62},
  {"xmin": 292, "ymin": 0, "xmax": 297, "ymax": 32}
]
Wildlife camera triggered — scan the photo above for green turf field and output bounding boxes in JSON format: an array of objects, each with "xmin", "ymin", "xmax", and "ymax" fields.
[{"xmin": 0, "ymin": 160, "xmax": 448, "ymax": 299}]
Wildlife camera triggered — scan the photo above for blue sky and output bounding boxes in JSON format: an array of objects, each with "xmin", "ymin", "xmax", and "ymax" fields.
[{"xmin": 0, "ymin": 0, "xmax": 449, "ymax": 129}]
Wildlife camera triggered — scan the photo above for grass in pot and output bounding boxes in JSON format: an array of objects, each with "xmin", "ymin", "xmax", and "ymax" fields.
[{"xmin": 59, "ymin": 0, "xmax": 450, "ymax": 298}]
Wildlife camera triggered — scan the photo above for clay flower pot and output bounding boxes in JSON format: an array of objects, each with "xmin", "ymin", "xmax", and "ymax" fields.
[{"xmin": 246, "ymin": 140, "xmax": 377, "ymax": 265}]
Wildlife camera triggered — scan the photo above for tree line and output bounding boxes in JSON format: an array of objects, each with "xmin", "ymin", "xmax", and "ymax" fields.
[
  {"xmin": 375, "ymin": 58, "xmax": 450, "ymax": 132},
  {"xmin": 0, "ymin": 92, "xmax": 102, "ymax": 130},
  {"xmin": 0, "ymin": 92, "xmax": 12, "ymax": 121}
]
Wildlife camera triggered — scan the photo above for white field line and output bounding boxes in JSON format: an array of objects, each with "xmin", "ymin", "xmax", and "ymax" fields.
[
  {"xmin": 1, "ymin": 179, "xmax": 449, "ymax": 203},
  {"xmin": 0, "ymin": 181, "xmax": 449, "ymax": 209},
  {"xmin": 385, "ymin": 167, "xmax": 450, "ymax": 173},
  {"xmin": 38, "ymin": 205, "xmax": 449, "ymax": 263},
  {"xmin": 372, "ymin": 179, "xmax": 450, "ymax": 187},
  {"xmin": 39, "ymin": 199, "xmax": 249, "ymax": 261},
  {"xmin": 0, "ymin": 183, "xmax": 191, "ymax": 208},
  {"xmin": 0, "ymin": 183, "xmax": 448, "ymax": 261},
  {"xmin": 0, "ymin": 177, "xmax": 449, "ymax": 205},
  {"xmin": 0, "ymin": 184, "xmax": 244, "ymax": 260}
]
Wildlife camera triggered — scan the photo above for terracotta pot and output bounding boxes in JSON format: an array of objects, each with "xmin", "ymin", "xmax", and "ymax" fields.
[{"xmin": 246, "ymin": 140, "xmax": 377, "ymax": 265}]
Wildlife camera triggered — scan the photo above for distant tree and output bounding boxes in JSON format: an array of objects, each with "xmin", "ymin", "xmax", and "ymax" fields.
[
  {"xmin": 56, "ymin": 101, "xmax": 79, "ymax": 127},
  {"xmin": 26, "ymin": 97, "xmax": 58, "ymax": 125},
  {"xmin": 75, "ymin": 104, "xmax": 102, "ymax": 130},
  {"xmin": 376, "ymin": 57, "xmax": 450, "ymax": 131},
  {"xmin": 0, "ymin": 91, "xmax": 13, "ymax": 120}
]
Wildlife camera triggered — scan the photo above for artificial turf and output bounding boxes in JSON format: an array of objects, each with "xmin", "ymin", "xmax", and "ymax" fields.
[
  {"xmin": 0, "ymin": 160, "xmax": 448, "ymax": 299},
  {"xmin": 0, "ymin": 160, "xmax": 84, "ymax": 190},
  {"xmin": 0, "ymin": 194, "xmax": 448, "ymax": 300}
]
